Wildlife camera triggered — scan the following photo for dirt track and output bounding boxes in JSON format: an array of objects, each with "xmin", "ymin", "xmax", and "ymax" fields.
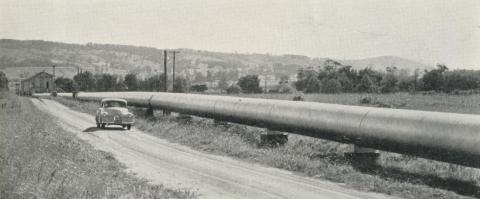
[{"xmin": 32, "ymin": 98, "xmax": 395, "ymax": 199}]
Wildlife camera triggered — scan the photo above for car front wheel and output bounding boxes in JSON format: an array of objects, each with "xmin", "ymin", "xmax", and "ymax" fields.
[{"xmin": 127, "ymin": 125, "xmax": 131, "ymax": 130}]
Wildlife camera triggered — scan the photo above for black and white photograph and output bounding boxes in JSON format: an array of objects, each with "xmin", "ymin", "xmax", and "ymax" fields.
[{"xmin": 0, "ymin": 0, "xmax": 479, "ymax": 198}]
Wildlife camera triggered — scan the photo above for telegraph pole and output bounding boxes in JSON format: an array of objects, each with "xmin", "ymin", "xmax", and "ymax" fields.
[
  {"xmin": 163, "ymin": 50, "xmax": 168, "ymax": 92},
  {"xmin": 172, "ymin": 51, "xmax": 180, "ymax": 92},
  {"xmin": 264, "ymin": 76, "xmax": 267, "ymax": 93},
  {"xmin": 52, "ymin": 64, "xmax": 56, "ymax": 90},
  {"xmin": 52, "ymin": 65, "xmax": 56, "ymax": 79}
]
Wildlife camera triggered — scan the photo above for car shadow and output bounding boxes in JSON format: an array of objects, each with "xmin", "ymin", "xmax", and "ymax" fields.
[{"xmin": 83, "ymin": 126, "xmax": 126, "ymax": 132}]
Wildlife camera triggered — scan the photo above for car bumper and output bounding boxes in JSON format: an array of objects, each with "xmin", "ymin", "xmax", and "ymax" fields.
[{"xmin": 100, "ymin": 115, "xmax": 135, "ymax": 125}]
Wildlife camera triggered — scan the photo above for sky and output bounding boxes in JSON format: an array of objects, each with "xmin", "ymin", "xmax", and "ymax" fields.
[{"xmin": 0, "ymin": 0, "xmax": 479, "ymax": 68}]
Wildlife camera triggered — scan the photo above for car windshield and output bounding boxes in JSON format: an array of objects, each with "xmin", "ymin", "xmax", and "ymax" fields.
[{"xmin": 104, "ymin": 101, "xmax": 126, "ymax": 108}]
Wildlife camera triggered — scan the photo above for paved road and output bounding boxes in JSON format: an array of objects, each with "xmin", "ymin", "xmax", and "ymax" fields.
[{"xmin": 32, "ymin": 98, "xmax": 395, "ymax": 199}]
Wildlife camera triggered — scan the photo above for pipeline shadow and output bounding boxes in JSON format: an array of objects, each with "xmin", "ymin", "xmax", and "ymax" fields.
[{"xmin": 352, "ymin": 160, "xmax": 480, "ymax": 198}]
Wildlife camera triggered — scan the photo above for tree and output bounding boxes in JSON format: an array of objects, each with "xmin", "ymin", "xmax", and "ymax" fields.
[
  {"xmin": 0, "ymin": 71, "xmax": 8, "ymax": 91},
  {"xmin": 356, "ymin": 74, "xmax": 378, "ymax": 93},
  {"xmin": 444, "ymin": 71, "xmax": 479, "ymax": 92},
  {"xmin": 95, "ymin": 74, "xmax": 117, "ymax": 91},
  {"xmin": 336, "ymin": 73, "xmax": 353, "ymax": 92},
  {"xmin": 73, "ymin": 71, "xmax": 96, "ymax": 91},
  {"xmin": 124, "ymin": 73, "xmax": 138, "ymax": 91},
  {"xmin": 294, "ymin": 68, "xmax": 308, "ymax": 91},
  {"xmin": 321, "ymin": 78, "xmax": 342, "ymax": 93},
  {"xmin": 194, "ymin": 72, "xmax": 207, "ymax": 83},
  {"xmin": 237, "ymin": 75, "xmax": 262, "ymax": 93},
  {"xmin": 421, "ymin": 64, "xmax": 448, "ymax": 91},
  {"xmin": 304, "ymin": 75, "xmax": 321, "ymax": 93},
  {"xmin": 295, "ymin": 67, "xmax": 319, "ymax": 93},
  {"xmin": 319, "ymin": 59, "xmax": 342, "ymax": 79},
  {"xmin": 217, "ymin": 74, "xmax": 229, "ymax": 93},
  {"xmin": 138, "ymin": 74, "xmax": 166, "ymax": 91},
  {"xmin": 380, "ymin": 67, "xmax": 399, "ymax": 93},
  {"xmin": 358, "ymin": 68, "xmax": 382, "ymax": 84},
  {"xmin": 54, "ymin": 77, "xmax": 77, "ymax": 92}
]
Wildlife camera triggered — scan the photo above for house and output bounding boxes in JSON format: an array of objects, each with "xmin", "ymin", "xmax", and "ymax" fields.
[{"xmin": 20, "ymin": 71, "xmax": 54, "ymax": 95}]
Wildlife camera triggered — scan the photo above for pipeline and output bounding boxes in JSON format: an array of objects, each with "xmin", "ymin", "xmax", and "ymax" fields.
[{"xmin": 39, "ymin": 92, "xmax": 480, "ymax": 168}]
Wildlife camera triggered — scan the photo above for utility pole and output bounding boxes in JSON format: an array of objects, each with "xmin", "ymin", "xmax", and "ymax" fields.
[
  {"xmin": 264, "ymin": 76, "xmax": 267, "ymax": 94},
  {"xmin": 52, "ymin": 64, "xmax": 56, "ymax": 79},
  {"xmin": 163, "ymin": 50, "xmax": 168, "ymax": 92},
  {"xmin": 52, "ymin": 64, "xmax": 56, "ymax": 90},
  {"xmin": 172, "ymin": 51, "xmax": 180, "ymax": 92},
  {"xmin": 263, "ymin": 70, "xmax": 268, "ymax": 93}
]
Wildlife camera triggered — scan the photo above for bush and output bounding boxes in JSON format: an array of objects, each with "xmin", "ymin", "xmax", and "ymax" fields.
[
  {"xmin": 226, "ymin": 84, "xmax": 241, "ymax": 94},
  {"xmin": 54, "ymin": 77, "xmax": 78, "ymax": 92},
  {"xmin": 237, "ymin": 75, "xmax": 262, "ymax": 93},
  {"xmin": 190, "ymin": 84, "xmax": 208, "ymax": 92},
  {"xmin": 278, "ymin": 85, "xmax": 293, "ymax": 93}
]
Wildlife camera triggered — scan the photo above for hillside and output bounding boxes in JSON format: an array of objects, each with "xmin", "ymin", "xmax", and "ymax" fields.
[
  {"xmin": 341, "ymin": 56, "xmax": 430, "ymax": 72},
  {"xmin": 0, "ymin": 39, "xmax": 429, "ymax": 81}
]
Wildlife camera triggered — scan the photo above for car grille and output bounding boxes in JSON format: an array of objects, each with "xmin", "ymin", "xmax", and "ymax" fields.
[{"xmin": 121, "ymin": 116, "xmax": 134, "ymax": 123}]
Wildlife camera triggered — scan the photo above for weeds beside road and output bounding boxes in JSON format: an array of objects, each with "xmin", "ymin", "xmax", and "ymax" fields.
[
  {"xmin": 0, "ymin": 93, "xmax": 196, "ymax": 199},
  {"xmin": 52, "ymin": 93, "xmax": 480, "ymax": 199}
]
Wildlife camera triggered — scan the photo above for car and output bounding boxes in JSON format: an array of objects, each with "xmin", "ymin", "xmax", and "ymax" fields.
[{"xmin": 95, "ymin": 98, "xmax": 135, "ymax": 130}]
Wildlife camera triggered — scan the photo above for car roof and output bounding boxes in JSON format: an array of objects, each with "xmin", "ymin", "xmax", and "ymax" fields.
[{"xmin": 101, "ymin": 98, "xmax": 127, "ymax": 103}]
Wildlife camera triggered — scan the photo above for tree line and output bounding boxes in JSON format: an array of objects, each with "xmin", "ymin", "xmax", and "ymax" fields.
[
  {"xmin": 55, "ymin": 70, "xmax": 256, "ymax": 94},
  {"xmin": 294, "ymin": 59, "xmax": 480, "ymax": 94},
  {"xmin": 52, "ymin": 60, "xmax": 480, "ymax": 95}
]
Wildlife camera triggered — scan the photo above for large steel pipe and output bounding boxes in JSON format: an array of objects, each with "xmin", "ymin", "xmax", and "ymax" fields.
[{"xmin": 46, "ymin": 92, "xmax": 480, "ymax": 168}]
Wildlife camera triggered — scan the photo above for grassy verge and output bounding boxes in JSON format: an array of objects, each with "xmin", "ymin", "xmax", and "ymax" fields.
[
  {"xmin": 52, "ymin": 95, "xmax": 480, "ymax": 199},
  {"xmin": 0, "ymin": 93, "xmax": 197, "ymax": 199}
]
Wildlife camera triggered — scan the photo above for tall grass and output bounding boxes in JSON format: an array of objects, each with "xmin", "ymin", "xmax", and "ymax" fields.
[
  {"xmin": 52, "ymin": 94, "xmax": 480, "ymax": 199},
  {"xmin": 0, "ymin": 93, "xmax": 197, "ymax": 199}
]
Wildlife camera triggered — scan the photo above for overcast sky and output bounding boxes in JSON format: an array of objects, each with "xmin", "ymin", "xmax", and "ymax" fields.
[{"xmin": 0, "ymin": 0, "xmax": 479, "ymax": 68}]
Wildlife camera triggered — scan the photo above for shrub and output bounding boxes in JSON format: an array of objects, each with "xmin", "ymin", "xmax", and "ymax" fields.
[
  {"xmin": 226, "ymin": 84, "xmax": 241, "ymax": 94},
  {"xmin": 237, "ymin": 75, "xmax": 262, "ymax": 93},
  {"xmin": 190, "ymin": 84, "xmax": 208, "ymax": 92}
]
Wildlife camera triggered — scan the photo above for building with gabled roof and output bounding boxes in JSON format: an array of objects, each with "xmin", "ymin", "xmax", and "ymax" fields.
[{"xmin": 20, "ymin": 71, "xmax": 54, "ymax": 95}]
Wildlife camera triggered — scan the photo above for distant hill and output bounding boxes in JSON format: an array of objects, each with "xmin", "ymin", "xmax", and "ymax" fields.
[
  {"xmin": 341, "ymin": 56, "xmax": 430, "ymax": 72},
  {"xmin": 0, "ymin": 39, "xmax": 430, "ymax": 81}
]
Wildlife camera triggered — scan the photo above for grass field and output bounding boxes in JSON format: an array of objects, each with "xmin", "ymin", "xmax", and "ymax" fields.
[
  {"xmin": 51, "ymin": 93, "xmax": 480, "ymax": 199},
  {"xmin": 0, "ymin": 93, "xmax": 197, "ymax": 199},
  {"xmin": 236, "ymin": 92, "xmax": 480, "ymax": 114}
]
